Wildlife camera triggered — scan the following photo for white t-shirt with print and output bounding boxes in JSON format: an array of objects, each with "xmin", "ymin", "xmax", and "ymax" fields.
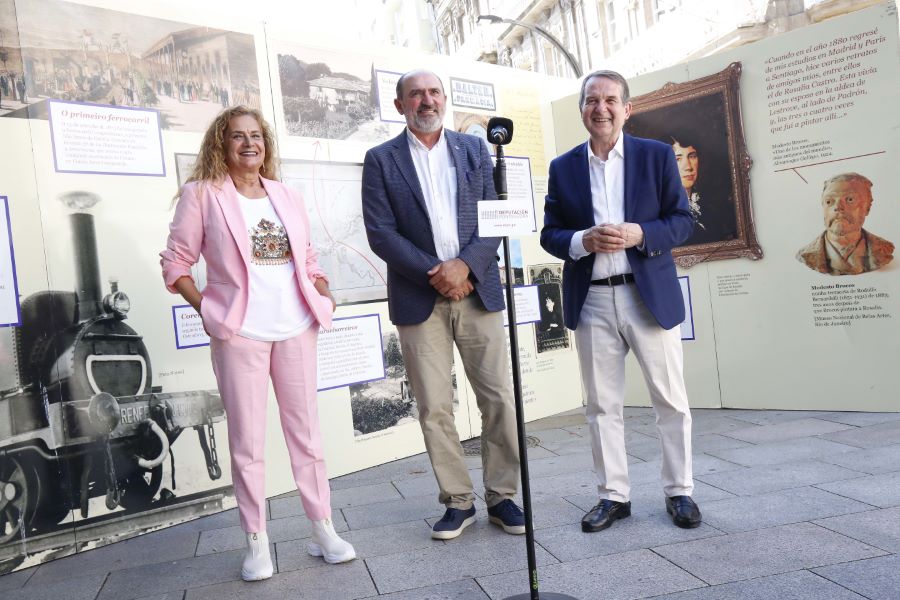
[{"xmin": 236, "ymin": 193, "xmax": 313, "ymax": 341}]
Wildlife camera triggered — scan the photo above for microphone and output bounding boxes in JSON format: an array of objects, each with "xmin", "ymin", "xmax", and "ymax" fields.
[{"xmin": 487, "ymin": 117, "xmax": 514, "ymax": 146}]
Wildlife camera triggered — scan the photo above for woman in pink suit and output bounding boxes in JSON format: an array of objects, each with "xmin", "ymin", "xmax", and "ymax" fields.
[{"xmin": 161, "ymin": 106, "xmax": 355, "ymax": 581}]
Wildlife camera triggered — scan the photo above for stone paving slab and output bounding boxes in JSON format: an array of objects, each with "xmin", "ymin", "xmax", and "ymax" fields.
[
  {"xmin": 819, "ymin": 420, "xmax": 900, "ymax": 449},
  {"xmin": 391, "ymin": 473, "xmax": 440, "ymax": 499},
  {"xmin": 722, "ymin": 410, "xmax": 836, "ymax": 426},
  {"xmin": 720, "ymin": 417, "xmax": 854, "ymax": 444},
  {"xmin": 359, "ymin": 579, "xmax": 489, "ymax": 599},
  {"xmin": 707, "ymin": 437, "xmax": 859, "ymax": 467},
  {"xmin": 184, "ymin": 560, "xmax": 376, "ymax": 600},
  {"xmin": 365, "ymin": 534, "xmax": 557, "ymax": 594},
  {"xmin": 330, "ymin": 454, "xmax": 434, "ymax": 491},
  {"xmin": 95, "ymin": 546, "xmax": 257, "ymax": 600},
  {"xmin": 527, "ymin": 427, "xmax": 584, "ymax": 444},
  {"xmin": 161, "ymin": 507, "xmax": 242, "ymax": 534},
  {"xmin": 814, "ymin": 506, "xmax": 900, "ymax": 552},
  {"xmin": 276, "ymin": 520, "xmax": 434, "ymax": 572},
  {"xmin": 653, "ymin": 522, "xmax": 886, "ymax": 585},
  {"xmin": 6, "ymin": 573, "xmax": 106, "ymax": 600},
  {"xmin": 632, "ymin": 415, "xmax": 755, "ymax": 438},
  {"xmin": 816, "ymin": 470, "xmax": 900, "ymax": 508},
  {"xmin": 695, "ymin": 459, "xmax": 865, "ymax": 495},
  {"xmin": 196, "ymin": 513, "xmax": 348, "ymax": 556},
  {"xmin": 528, "ymin": 468, "xmax": 598, "ymax": 497},
  {"xmin": 534, "ymin": 513, "xmax": 724, "ymax": 562},
  {"xmin": 270, "ymin": 482, "xmax": 403, "ymax": 519},
  {"xmin": 817, "ymin": 443, "xmax": 900, "ymax": 475},
  {"xmin": 513, "ymin": 449, "xmax": 596, "ymax": 479},
  {"xmin": 813, "ymin": 554, "xmax": 900, "ymax": 600},
  {"xmin": 0, "ymin": 567, "xmax": 33, "ymax": 592},
  {"xmin": 624, "ymin": 453, "xmax": 744, "ymax": 485},
  {"xmin": 651, "ymin": 570, "xmax": 867, "ymax": 599},
  {"xmin": 28, "ymin": 526, "xmax": 200, "ymax": 585},
  {"xmin": 537, "ymin": 437, "xmax": 645, "ymax": 462},
  {"xmin": 815, "ymin": 411, "xmax": 900, "ymax": 427},
  {"xmin": 476, "ymin": 548, "xmax": 705, "ymax": 600},
  {"xmin": 342, "ymin": 494, "xmax": 455, "ymax": 530},
  {"xmin": 699, "ymin": 486, "xmax": 873, "ymax": 533},
  {"xmin": 627, "ymin": 433, "xmax": 754, "ymax": 462},
  {"xmin": 135, "ymin": 593, "xmax": 187, "ymax": 600}
]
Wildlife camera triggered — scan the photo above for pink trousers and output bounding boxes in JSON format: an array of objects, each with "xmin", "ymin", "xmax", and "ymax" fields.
[{"xmin": 209, "ymin": 324, "xmax": 331, "ymax": 533}]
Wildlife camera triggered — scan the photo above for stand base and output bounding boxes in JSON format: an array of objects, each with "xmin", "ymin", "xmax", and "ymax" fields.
[{"xmin": 503, "ymin": 593, "xmax": 579, "ymax": 600}]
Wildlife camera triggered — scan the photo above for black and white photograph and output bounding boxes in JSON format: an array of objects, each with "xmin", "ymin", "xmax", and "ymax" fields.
[
  {"xmin": 0, "ymin": 189, "xmax": 230, "ymax": 573},
  {"xmin": 529, "ymin": 263, "xmax": 569, "ymax": 354},
  {"xmin": 277, "ymin": 45, "xmax": 403, "ymax": 142},
  {"xmin": 349, "ymin": 331, "xmax": 459, "ymax": 437},
  {"xmin": 0, "ymin": 0, "xmax": 261, "ymax": 129}
]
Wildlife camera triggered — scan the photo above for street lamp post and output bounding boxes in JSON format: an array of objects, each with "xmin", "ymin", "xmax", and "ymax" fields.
[{"xmin": 478, "ymin": 14, "xmax": 583, "ymax": 78}]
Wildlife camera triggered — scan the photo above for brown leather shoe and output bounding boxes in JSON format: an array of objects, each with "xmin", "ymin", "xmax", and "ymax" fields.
[
  {"xmin": 666, "ymin": 495, "xmax": 702, "ymax": 528},
  {"xmin": 581, "ymin": 499, "xmax": 631, "ymax": 533}
]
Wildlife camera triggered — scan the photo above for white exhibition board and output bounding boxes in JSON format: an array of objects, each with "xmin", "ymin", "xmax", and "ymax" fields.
[{"xmin": 551, "ymin": 3, "xmax": 900, "ymax": 411}]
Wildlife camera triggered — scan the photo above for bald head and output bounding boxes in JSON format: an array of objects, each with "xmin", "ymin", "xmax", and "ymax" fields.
[{"xmin": 396, "ymin": 69, "xmax": 445, "ymax": 99}]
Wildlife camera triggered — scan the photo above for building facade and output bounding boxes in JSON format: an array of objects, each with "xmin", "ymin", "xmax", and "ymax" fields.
[{"xmin": 393, "ymin": 0, "xmax": 884, "ymax": 79}]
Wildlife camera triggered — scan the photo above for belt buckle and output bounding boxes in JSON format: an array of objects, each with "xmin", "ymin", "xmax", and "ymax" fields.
[{"xmin": 614, "ymin": 274, "xmax": 627, "ymax": 286}]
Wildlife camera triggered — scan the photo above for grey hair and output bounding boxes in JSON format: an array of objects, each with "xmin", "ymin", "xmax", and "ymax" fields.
[
  {"xmin": 395, "ymin": 69, "xmax": 445, "ymax": 99},
  {"xmin": 822, "ymin": 172, "xmax": 874, "ymax": 202},
  {"xmin": 578, "ymin": 70, "xmax": 630, "ymax": 110}
]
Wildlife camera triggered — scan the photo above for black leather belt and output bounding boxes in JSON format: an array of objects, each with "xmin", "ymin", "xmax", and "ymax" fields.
[{"xmin": 591, "ymin": 273, "xmax": 635, "ymax": 286}]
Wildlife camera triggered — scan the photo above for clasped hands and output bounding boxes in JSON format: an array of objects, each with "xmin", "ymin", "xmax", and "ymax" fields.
[
  {"xmin": 427, "ymin": 258, "xmax": 473, "ymax": 302},
  {"xmin": 582, "ymin": 222, "xmax": 644, "ymax": 254}
]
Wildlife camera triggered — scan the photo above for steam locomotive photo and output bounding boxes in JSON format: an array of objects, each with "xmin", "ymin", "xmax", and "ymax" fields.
[{"xmin": 0, "ymin": 192, "xmax": 225, "ymax": 547}]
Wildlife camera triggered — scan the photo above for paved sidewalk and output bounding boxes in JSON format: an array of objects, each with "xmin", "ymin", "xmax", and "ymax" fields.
[{"xmin": 2, "ymin": 407, "xmax": 899, "ymax": 599}]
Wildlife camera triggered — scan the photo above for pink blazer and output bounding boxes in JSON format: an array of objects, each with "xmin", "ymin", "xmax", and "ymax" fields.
[{"xmin": 160, "ymin": 174, "xmax": 333, "ymax": 340}]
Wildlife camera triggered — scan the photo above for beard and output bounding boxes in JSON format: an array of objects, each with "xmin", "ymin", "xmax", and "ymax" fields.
[{"xmin": 406, "ymin": 107, "xmax": 444, "ymax": 134}]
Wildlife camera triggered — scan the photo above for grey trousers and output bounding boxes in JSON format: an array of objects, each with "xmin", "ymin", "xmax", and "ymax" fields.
[{"xmin": 397, "ymin": 296, "xmax": 520, "ymax": 509}]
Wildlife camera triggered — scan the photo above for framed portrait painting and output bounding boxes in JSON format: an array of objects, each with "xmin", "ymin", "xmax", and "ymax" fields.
[{"xmin": 625, "ymin": 62, "xmax": 763, "ymax": 267}]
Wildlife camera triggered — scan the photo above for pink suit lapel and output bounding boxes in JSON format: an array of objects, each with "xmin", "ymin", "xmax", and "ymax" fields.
[
  {"xmin": 261, "ymin": 177, "xmax": 306, "ymax": 257},
  {"xmin": 212, "ymin": 175, "xmax": 251, "ymax": 266}
]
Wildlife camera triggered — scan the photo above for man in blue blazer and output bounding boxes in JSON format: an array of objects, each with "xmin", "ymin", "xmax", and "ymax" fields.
[
  {"xmin": 362, "ymin": 70, "xmax": 523, "ymax": 540},
  {"xmin": 541, "ymin": 70, "xmax": 702, "ymax": 532}
]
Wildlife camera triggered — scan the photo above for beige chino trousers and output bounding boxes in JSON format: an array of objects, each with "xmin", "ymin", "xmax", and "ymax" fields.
[{"xmin": 397, "ymin": 295, "xmax": 520, "ymax": 509}]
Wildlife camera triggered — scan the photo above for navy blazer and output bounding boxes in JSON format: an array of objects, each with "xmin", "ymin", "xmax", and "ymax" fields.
[
  {"xmin": 362, "ymin": 129, "xmax": 504, "ymax": 326},
  {"xmin": 541, "ymin": 134, "xmax": 693, "ymax": 330}
]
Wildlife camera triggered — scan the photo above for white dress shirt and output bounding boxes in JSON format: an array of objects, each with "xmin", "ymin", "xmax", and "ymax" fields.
[
  {"xmin": 568, "ymin": 134, "xmax": 632, "ymax": 279},
  {"xmin": 406, "ymin": 128, "xmax": 459, "ymax": 261}
]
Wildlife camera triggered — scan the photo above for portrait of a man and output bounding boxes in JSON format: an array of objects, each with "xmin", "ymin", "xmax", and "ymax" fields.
[{"xmin": 796, "ymin": 173, "xmax": 894, "ymax": 276}]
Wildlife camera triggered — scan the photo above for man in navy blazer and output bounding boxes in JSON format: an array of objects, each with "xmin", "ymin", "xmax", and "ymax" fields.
[
  {"xmin": 362, "ymin": 70, "xmax": 523, "ymax": 540},
  {"xmin": 541, "ymin": 70, "xmax": 702, "ymax": 532}
]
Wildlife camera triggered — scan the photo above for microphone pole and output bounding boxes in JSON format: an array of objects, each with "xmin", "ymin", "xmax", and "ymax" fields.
[{"xmin": 489, "ymin": 118, "xmax": 577, "ymax": 600}]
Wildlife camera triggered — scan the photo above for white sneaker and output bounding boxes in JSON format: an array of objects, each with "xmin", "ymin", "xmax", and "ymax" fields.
[
  {"xmin": 241, "ymin": 531, "xmax": 274, "ymax": 581},
  {"xmin": 307, "ymin": 518, "xmax": 356, "ymax": 564}
]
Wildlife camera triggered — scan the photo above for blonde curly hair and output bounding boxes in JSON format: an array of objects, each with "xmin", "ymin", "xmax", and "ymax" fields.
[{"xmin": 178, "ymin": 106, "xmax": 279, "ymax": 196}]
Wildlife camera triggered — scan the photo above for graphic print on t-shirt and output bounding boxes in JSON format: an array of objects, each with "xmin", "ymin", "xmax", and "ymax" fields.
[{"xmin": 249, "ymin": 218, "xmax": 292, "ymax": 265}]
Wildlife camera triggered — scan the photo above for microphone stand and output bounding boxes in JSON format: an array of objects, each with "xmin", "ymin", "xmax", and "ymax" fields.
[{"xmin": 494, "ymin": 142, "xmax": 578, "ymax": 600}]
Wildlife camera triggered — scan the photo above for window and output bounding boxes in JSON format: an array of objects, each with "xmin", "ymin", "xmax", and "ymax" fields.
[
  {"xmin": 601, "ymin": 0, "xmax": 643, "ymax": 51},
  {"xmin": 652, "ymin": 0, "xmax": 681, "ymax": 21}
]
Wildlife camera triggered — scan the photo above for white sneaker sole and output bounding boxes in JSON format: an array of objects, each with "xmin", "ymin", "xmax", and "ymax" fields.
[
  {"xmin": 431, "ymin": 514, "xmax": 476, "ymax": 540},
  {"xmin": 307, "ymin": 542, "xmax": 357, "ymax": 564},
  {"xmin": 488, "ymin": 516, "xmax": 526, "ymax": 534},
  {"xmin": 241, "ymin": 567, "xmax": 273, "ymax": 581}
]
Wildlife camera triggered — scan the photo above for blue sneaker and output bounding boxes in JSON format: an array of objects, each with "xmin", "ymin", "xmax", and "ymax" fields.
[
  {"xmin": 487, "ymin": 499, "xmax": 526, "ymax": 534},
  {"xmin": 431, "ymin": 506, "xmax": 477, "ymax": 540}
]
